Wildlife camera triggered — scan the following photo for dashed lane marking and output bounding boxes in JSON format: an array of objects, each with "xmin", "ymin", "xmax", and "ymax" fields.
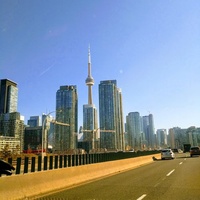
[
  {"xmin": 154, "ymin": 182, "xmax": 160, "ymax": 187},
  {"xmin": 166, "ymin": 169, "xmax": 175, "ymax": 176},
  {"xmin": 137, "ymin": 194, "xmax": 147, "ymax": 200}
]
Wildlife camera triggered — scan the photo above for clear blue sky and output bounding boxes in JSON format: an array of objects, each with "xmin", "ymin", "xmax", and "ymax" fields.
[{"xmin": 1, "ymin": 0, "xmax": 200, "ymax": 131}]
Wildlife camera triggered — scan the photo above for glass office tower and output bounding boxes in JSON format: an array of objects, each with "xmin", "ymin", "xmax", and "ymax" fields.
[
  {"xmin": 55, "ymin": 85, "xmax": 78, "ymax": 152},
  {"xmin": 0, "ymin": 79, "xmax": 18, "ymax": 114}
]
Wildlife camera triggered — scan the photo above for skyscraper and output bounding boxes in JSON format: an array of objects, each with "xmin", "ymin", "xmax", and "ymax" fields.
[
  {"xmin": 156, "ymin": 129, "xmax": 167, "ymax": 149},
  {"xmin": 126, "ymin": 112, "xmax": 141, "ymax": 150},
  {"xmin": 149, "ymin": 114, "xmax": 156, "ymax": 149},
  {"xmin": 27, "ymin": 116, "xmax": 41, "ymax": 127},
  {"xmin": 83, "ymin": 47, "xmax": 98, "ymax": 152},
  {"xmin": 142, "ymin": 114, "xmax": 155, "ymax": 149},
  {"xmin": 0, "ymin": 79, "xmax": 24, "ymax": 153},
  {"xmin": 55, "ymin": 85, "xmax": 78, "ymax": 152},
  {"xmin": 0, "ymin": 79, "xmax": 18, "ymax": 114},
  {"xmin": 99, "ymin": 80, "xmax": 124, "ymax": 151}
]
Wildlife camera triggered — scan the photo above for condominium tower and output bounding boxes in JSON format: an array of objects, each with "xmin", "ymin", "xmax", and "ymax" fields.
[
  {"xmin": 99, "ymin": 80, "xmax": 124, "ymax": 151},
  {"xmin": 55, "ymin": 85, "xmax": 78, "ymax": 152},
  {"xmin": 126, "ymin": 112, "xmax": 141, "ymax": 150},
  {"xmin": 142, "ymin": 114, "xmax": 155, "ymax": 149}
]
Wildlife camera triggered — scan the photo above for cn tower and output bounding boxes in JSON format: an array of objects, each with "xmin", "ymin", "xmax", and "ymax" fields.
[
  {"xmin": 85, "ymin": 46, "xmax": 94, "ymax": 105},
  {"xmin": 83, "ymin": 46, "xmax": 98, "ymax": 152}
]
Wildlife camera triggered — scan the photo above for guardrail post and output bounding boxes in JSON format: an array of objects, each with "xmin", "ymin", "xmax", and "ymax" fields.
[
  {"xmin": 103, "ymin": 153, "xmax": 107, "ymax": 161},
  {"xmin": 85, "ymin": 154, "xmax": 88, "ymax": 164},
  {"xmin": 68, "ymin": 155, "xmax": 71, "ymax": 167},
  {"xmin": 24, "ymin": 157, "xmax": 29, "ymax": 173},
  {"xmin": 75, "ymin": 155, "xmax": 79, "ymax": 166},
  {"xmin": 49, "ymin": 156, "xmax": 53, "ymax": 170},
  {"xmin": 44, "ymin": 156, "xmax": 48, "ymax": 170},
  {"xmin": 82, "ymin": 154, "xmax": 85, "ymax": 165},
  {"xmin": 59, "ymin": 155, "xmax": 63, "ymax": 168},
  {"xmin": 89, "ymin": 154, "xmax": 91, "ymax": 164},
  {"xmin": 31, "ymin": 157, "xmax": 35, "ymax": 172},
  {"xmin": 94, "ymin": 153, "xmax": 97, "ymax": 163},
  {"xmin": 72, "ymin": 155, "xmax": 75, "ymax": 166},
  {"xmin": 38, "ymin": 156, "xmax": 42, "ymax": 171},
  {"xmin": 15, "ymin": 157, "xmax": 21, "ymax": 174},
  {"xmin": 64, "ymin": 155, "xmax": 67, "ymax": 168},
  {"xmin": 54, "ymin": 155, "xmax": 58, "ymax": 169},
  {"xmin": 97, "ymin": 153, "xmax": 100, "ymax": 162},
  {"xmin": 99, "ymin": 153, "xmax": 103, "ymax": 162}
]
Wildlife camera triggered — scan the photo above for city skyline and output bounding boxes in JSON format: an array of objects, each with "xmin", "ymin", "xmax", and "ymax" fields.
[{"xmin": 1, "ymin": 1, "xmax": 200, "ymax": 131}]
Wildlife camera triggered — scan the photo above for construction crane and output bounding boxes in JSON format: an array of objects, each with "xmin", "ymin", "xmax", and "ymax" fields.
[{"xmin": 51, "ymin": 120, "xmax": 70, "ymax": 126}]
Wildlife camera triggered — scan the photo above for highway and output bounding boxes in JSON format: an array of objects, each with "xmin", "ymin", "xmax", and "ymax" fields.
[{"xmin": 36, "ymin": 153, "xmax": 200, "ymax": 200}]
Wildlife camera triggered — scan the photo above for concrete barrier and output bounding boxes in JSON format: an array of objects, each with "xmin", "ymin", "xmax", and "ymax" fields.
[{"xmin": 0, "ymin": 153, "xmax": 160, "ymax": 200}]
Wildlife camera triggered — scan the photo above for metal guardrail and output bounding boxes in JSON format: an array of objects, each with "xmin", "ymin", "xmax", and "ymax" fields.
[{"xmin": 6, "ymin": 150, "xmax": 159, "ymax": 175}]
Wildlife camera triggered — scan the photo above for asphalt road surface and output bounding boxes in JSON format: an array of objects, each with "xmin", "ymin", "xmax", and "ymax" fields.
[{"xmin": 36, "ymin": 153, "xmax": 200, "ymax": 200}]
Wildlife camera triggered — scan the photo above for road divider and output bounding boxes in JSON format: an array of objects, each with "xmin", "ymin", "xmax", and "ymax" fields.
[{"xmin": 0, "ymin": 153, "xmax": 160, "ymax": 200}]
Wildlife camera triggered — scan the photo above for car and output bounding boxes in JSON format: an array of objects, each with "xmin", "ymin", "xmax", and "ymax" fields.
[
  {"xmin": 0, "ymin": 159, "xmax": 15, "ymax": 177},
  {"xmin": 161, "ymin": 149, "xmax": 175, "ymax": 160},
  {"xmin": 190, "ymin": 146, "xmax": 200, "ymax": 157}
]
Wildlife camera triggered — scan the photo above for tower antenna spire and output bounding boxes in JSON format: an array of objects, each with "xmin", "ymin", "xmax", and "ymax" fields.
[
  {"xmin": 88, "ymin": 44, "xmax": 91, "ymax": 64},
  {"xmin": 85, "ymin": 45, "xmax": 94, "ymax": 105}
]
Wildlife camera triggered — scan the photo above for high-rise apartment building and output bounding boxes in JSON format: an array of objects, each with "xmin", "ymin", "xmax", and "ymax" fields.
[
  {"xmin": 55, "ymin": 85, "xmax": 78, "ymax": 152},
  {"xmin": 142, "ymin": 114, "xmax": 155, "ymax": 149},
  {"xmin": 169, "ymin": 127, "xmax": 187, "ymax": 149},
  {"xmin": 0, "ymin": 79, "xmax": 18, "ymax": 114},
  {"xmin": 83, "ymin": 47, "xmax": 98, "ymax": 152},
  {"xmin": 168, "ymin": 128, "xmax": 175, "ymax": 149},
  {"xmin": 148, "ymin": 114, "xmax": 155, "ymax": 148},
  {"xmin": 156, "ymin": 129, "xmax": 167, "ymax": 149},
  {"xmin": 126, "ymin": 112, "xmax": 141, "ymax": 150},
  {"xmin": 99, "ymin": 80, "xmax": 124, "ymax": 151},
  {"xmin": 116, "ymin": 88, "xmax": 125, "ymax": 151}
]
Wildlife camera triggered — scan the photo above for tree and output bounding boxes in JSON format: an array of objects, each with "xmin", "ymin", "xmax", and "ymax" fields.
[{"xmin": 1, "ymin": 144, "xmax": 11, "ymax": 159}]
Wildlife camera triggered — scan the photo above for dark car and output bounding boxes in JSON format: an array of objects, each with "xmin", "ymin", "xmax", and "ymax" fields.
[
  {"xmin": 190, "ymin": 146, "xmax": 200, "ymax": 157},
  {"xmin": 0, "ymin": 159, "xmax": 15, "ymax": 176}
]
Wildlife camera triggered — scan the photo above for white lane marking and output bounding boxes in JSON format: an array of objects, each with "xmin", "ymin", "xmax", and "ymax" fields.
[
  {"xmin": 166, "ymin": 169, "xmax": 175, "ymax": 176},
  {"xmin": 179, "ymin": 162, "xmax": 183, "ymax": 165},
  {"xmin": 137, "ymin": 194, "xmax": 147, "ymax": 200},
  {"xmin": 154, "ymin": 182, "xmax": 160, "ymax": 187}
]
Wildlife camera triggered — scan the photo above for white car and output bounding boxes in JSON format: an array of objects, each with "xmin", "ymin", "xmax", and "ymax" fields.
[{"xmin": 161, "ymin": 149, "xmax": 175, "ymax": 160}]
